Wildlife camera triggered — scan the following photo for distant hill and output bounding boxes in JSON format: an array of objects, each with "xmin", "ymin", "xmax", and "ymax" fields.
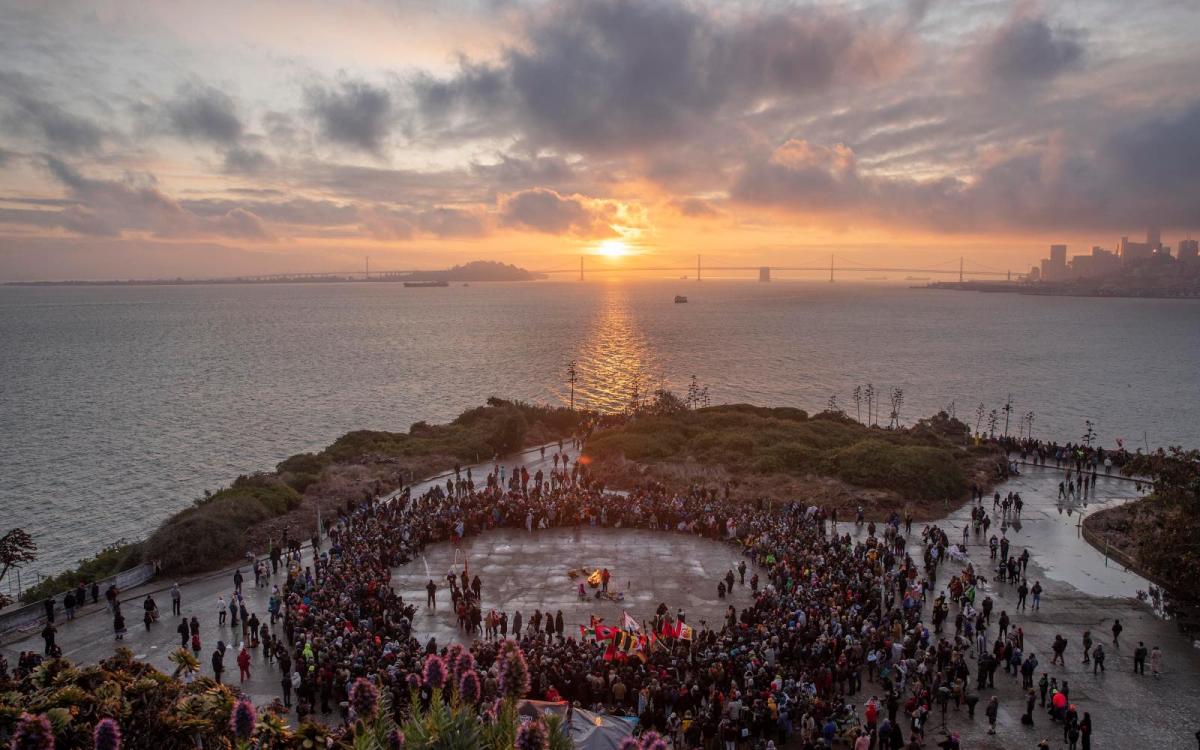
[{"xmin": 383, "ymin": 260, "xmax": 545, "ymax": 283}]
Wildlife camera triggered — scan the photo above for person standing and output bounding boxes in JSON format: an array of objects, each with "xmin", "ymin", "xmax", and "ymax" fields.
[
  {"xmin": 113, "ymin": 608, "xmax": 126, "ymax": 640},
  {"xmin": 426, "ymin": 579, "xmax": 437, "ymax": 609},
  {"xmin": 1150, "ymin": 646, "xmax": 1163, "ymax": 677},
  {"xmin": 41, "ymin": 622, "xmax": 57, "ymax": 656},
  {"xmin": 64, "ymin": 591, "xmax": 76, "ymax": 620},
  {"xmin": 171, "ymin": 583, "xmax": 182, "ymax": 616},
  {"xmin": 237, "ymin": 643, "xmax": 251, "ymax": 682},
  {"xmin": 43, "ymin": 597, "xmax": 55, "ymax": 624},
  {"xmin": 985, "ymin": 696, "xmax": 998, "ymax": 735},
  {"xmin": 1111, "ymin": 619, "xmax": 1122, "ymax": 647},
  {"xmin": 177, "ymin": 617, "xmax": 190, "ymax": 647},
  {"xmin": 211, "ymin": 646, "xmax": 225, "ymax": 684},
  {"xmin": 233, "ymin": 569, "xmax": 244, "ymax": 596},
  {"xmin": 1133, "ymin": 642, "xmax": 1147, "ymax": 675}
]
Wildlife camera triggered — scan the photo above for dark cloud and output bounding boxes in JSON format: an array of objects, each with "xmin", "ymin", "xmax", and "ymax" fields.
[
  {"xmin": 165, "ymin": 84, "xmax": 243, "ymax": 144},
  {"xmin": 412, "ymin": 0, "xmax": 915, "ymax": 153},
  {"xmin": 0, "ymin": 72, "xmax": 104, "ymax": 153},
  {"xmin": 470, "ymin": 154, "xmax": 573, "ymax": 189},
  {"xmin": 500, "ymin": 188, "xmax": 592, "ymax": 233},
  {"xmin": 222, "ymin": 146, "xmax": 273, "ymax": 174},
  {"xmin": 980, "ymin": 15, "xmax": 1085, "ymax": 85},
  {"xmin": 305, "ymin": 79, "xmax": 393, "ymax": 154},
  {"xmin": 733, "ymin": 97, "xmax": 1200, "ymax": 233}
]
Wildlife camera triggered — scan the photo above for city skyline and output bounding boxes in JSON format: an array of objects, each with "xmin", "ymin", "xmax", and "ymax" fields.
[{"xmin": 2, "ymin": 0, "xmax": 1199, "ymax": 280}]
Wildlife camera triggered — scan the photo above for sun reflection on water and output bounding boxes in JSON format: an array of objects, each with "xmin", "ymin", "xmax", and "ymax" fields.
[{"xmin": 567, "ymin": 284, "xmax": 659, "ymax": 412}]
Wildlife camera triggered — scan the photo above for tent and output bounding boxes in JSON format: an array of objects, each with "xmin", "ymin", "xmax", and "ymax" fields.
[{"xmin": 518, "ymin": 701, "xmax": 637, "ymax": 750}]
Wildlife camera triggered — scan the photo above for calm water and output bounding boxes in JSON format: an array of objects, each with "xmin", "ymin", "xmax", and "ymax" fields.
[{"xmin": 2, "ymin": 280, "xmax": 1198, "ymax": 579}]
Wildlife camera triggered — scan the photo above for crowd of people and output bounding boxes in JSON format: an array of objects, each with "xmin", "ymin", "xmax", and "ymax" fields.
[
  {"xmin": 134, "ymin": 444, "xmax": 1127, "ymax": 750},
  {"xmin": 15, "ymin": 438, "xmax": 1165, "ymax": 748}
]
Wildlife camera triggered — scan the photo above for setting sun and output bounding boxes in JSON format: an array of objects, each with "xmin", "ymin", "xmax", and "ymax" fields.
[{"xmin": 595, "ymin": 239, "xmax": 631, "ymax": 258}]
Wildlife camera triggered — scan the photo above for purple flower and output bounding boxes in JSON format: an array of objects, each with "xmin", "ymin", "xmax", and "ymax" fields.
[
  {"xmin": 514, "ymin": 718, "xmax": 550, "ymax": 750},
  {"xmin": 350, "ymin": 677, "xmax": 379, "ymax": 719},
  {"xmin": 496, "ymin": 641, "xmax": 530, "ymax": 700},
  {"xmin": 405, "ymin": 671, "xmax": 422, "ymax": 691},
  {"xmin": 386, "ymin": 729, "xmax": 405, "ymax": 750},
  {"xmin": 229, "ymin": 698, "xmax": 256, "ymax": 740},
  {"xmin": 640, "ymin": 732, "xmax": 667, "ymax": 750},
  {"xmin": 93, "ymin": 718, "xmax": 122, "ymax": 750},
  {"xmin": 452, "ymin": 650, "xmax": 476, "ymax": 683},
  {"xmin": 11, "ymin": 713, "xmax": 54, "ymax": 750},
  {"xmin": 459, "ymin": 671, "xmax": 481, "ymax": 704},
  {"xmin": 423, "ymin": 654, "xmax": 447, "ymax": 690},
  {"xmin": 446, "ymin": 644, "xmax": 465, "ymax": 678}
]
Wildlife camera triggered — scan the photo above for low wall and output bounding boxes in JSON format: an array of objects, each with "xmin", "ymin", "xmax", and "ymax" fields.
[{"xmin": 0, "ymin": 561, "xmax": 156, "ymax": 641}]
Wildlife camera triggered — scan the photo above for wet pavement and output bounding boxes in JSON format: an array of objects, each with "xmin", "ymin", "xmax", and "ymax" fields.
[
  {"xmin": 393, "ymin": 526, "xmax": 761, "ymax": 645},
  {"xmin": 5, "ymin": 451, "xmax": 1199, "ymax": 748}
]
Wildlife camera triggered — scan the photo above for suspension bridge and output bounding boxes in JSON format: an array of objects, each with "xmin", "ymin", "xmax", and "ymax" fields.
[
  {"xmin": 207, "ymin": 254, "xmax": 1021, "ymax": 284},
  {"xmin": 548, "ymin": 254, "xmax": 1022, "ymax": 282}
]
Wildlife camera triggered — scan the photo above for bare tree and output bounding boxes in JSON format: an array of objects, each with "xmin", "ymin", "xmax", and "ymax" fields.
[
  {"xmin": 974, "ymin": 402, "xmax": 986, "ymax": 436},
  {"xmin": 827, "ymin": 394, "xmax": 841, "ymax": 414},
  {"xmin": 852, "ymin": 386, "xmax": 863, "ymax": 423},
  {"xmin": 1002, "ymin": 394, "xmax": 1013, "ymax": 438},
  {"xmin": 1083, "ymin": 420, "xmax": 1097, "ymax": 448},
  {"xmin": 987, "ymin": 409, "xmax": 999, "ymax": 438},
  {"xmin": 1025, "ymin": 411, "xmax": 1036, "ymax": 441},
  {"xmin": 687, "ymin": 375, "xmax": 700, "ymax": 410},
  {"xmin": 864, "ymin": 384, "xmax": 876, "ymax": 427}
]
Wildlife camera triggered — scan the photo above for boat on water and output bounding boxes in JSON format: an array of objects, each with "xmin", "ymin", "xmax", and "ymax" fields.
[
  {"xmin": 403, "ymin": 280, "xmax": 450, "ymax": 288},
  {"xmin": 674, "ymin": 295, "xmax": 688, "ymax": 303}
]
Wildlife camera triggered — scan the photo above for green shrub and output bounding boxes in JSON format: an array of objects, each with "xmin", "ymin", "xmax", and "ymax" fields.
[{"xmin": 21, "ymin": 542, "xmax": 144, "ymax": 603}]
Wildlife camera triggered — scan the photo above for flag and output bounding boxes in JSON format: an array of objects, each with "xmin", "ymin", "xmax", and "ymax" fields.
[
  {"xmin": 579, "ymin": 624, "xmax": 595, "ymax": 641},
  {"xmin": 679, "ymin": 623, "xmax": 694, "ymax": 641},
  {"xmin": 659, "ymin": 620, "xmax": 682, "ymax": 639},
  {"xmin": 621, "ymin": 611, "xmax": 641, "ymax": 632},
  {"xmin": 594, "ymin": 624, "xmax": 620, "ymax": 641}
]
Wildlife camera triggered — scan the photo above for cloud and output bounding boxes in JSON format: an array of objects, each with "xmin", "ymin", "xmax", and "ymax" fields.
[
  {"xmin": 733, "ymin": 97, "xmax": 1200, "ymax": 233},
  {"xmin": 305, "ymin": 78, "xmax": 393, "ymax": 154},
  {"xmin": 0, "ymin": 72, "xmax": 104, "ymax": 153},
  {"xmin": 165, "ymin": 84, "xmax": 243, "ymax": 144},
  {"xmin": 412, "ymin": 0, "xmax": 916, "ymax": 153},
  {"xmin": 980, "ymin": 14, "xmax": 1085, "ymax": 85},
  {"xmin": 670, "ymin": 197, "xmax": 722, "ymax": 218},
  {"xmin": 499, "ymin": 188, "xmax": 643, "ymax": 237},
  {"xmin": 27, "ymin": 157, "xmax": 273, "ymax": 240},
  {"xmin": 222, "ymin": 146, "xmax": 273, "ymax": 174},
  {"xmin": 415, "ymin": 207, "xmax": 486, "ymax": 238}
]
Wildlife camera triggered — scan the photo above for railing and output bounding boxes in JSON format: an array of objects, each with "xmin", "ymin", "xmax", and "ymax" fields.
[{"xmin": 0, "ymin": 561, "xmax": 156, "ymax": 641}]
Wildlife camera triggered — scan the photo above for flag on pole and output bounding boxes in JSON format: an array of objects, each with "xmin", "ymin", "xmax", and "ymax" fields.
[
  {"xmin": 678, "ymin": 623, "xmax": 694, "ymax": 641},
  {"xmin": 621, "ymin": 611, "xmax": 641, "ymax": 632}
]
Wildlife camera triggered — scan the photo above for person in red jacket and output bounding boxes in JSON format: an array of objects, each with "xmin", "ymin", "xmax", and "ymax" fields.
[{"xmin": 237, "ymin": 644, "xmax": 252, "ymax": 682}]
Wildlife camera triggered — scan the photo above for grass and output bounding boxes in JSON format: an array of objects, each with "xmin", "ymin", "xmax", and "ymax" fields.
[{"xmin": 586, "ymin": 405, "xmax": 982, "ymax": 502}]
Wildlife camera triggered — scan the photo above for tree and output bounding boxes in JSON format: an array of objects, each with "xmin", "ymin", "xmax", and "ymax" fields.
[
  {"xmin": 827, "ymin": 394, "xmax": 841, "ymax": 414},
  {"xmin": 0, "ymin": 527, "xmax": 37, "ymax": 610},
  {"xmin": 1002, "ymin": 394, "xmax": 1013, "ymax": 438},
  {"xmin": 687, "ymin": 375, "xmax": 700, "ymax": 410},
  {"xmin": 889, "ymin": 388, "xmax": 904, "ymax": 429},
  {"xmin": 864, "ymin": 384, "xmax": 876, "ymax": 427},
  {"xmin": 852, "ymin": 386, "xmax": 863, "ymax": 423},
  {"xmin": 1025, "ymin": 411, "xmax": 1036, "ymax": 441},
  {"xmin": 987, "ymin": 409, "xmax": 999, "ymax": 438},
  {"xmin": 1083, "ymin": 420, "xmax": 1097, "ymax": 448},
  {"xmin": 974, "ymin": 402, "xmax": 986, "ymax": 436}
]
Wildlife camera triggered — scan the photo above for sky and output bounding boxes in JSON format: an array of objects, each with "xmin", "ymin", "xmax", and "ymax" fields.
[{"xmin": 0, "ymin": 0, "xmax": 1198, "ymax": 280}]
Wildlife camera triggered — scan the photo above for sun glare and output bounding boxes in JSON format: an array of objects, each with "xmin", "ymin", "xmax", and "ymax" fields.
[{"xmin": 595, "ymin": 239, "xmax": 630, "ymax": 258}]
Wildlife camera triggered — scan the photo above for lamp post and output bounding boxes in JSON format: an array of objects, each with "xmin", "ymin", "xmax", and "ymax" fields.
[{"xmin": 567, "ymin": 360, "xmax": 578, "ymax": 411}]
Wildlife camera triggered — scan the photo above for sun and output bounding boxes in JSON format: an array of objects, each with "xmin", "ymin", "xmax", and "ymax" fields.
[{"xmin": 594, "ymin": 239, "xmax": 631, "ymax": 258}]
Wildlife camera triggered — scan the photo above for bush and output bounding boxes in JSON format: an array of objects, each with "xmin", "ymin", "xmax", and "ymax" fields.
[{"xmin": 21, "ymin": 542, "xmax": 143, "ymax": 603}]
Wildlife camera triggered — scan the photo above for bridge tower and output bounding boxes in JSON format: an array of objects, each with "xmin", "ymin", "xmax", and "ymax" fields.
[
  {"xmin": 758, "ymin": 266, "xmax": 771, "ymax": 282},
  {"xmin": 579, "ymin": 255, "xmax": 584, "ymax": 282},
  {"xmin": 959, "ymin": 256, "xmax": 963, "ymax": 283},
  {"xmin": 696, "ymin": 254, "xmax": 701, "ymax": 282},
  {"xmin": 829, "ymin": 253, "xmax": 834, "ymax": 283}
]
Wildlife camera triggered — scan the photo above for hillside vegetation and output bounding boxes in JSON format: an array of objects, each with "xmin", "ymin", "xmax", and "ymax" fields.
[
  {"xmin": 134, "ymin": 399, "xmax": 585, "ymax": 576},
  {"xmin": 586, "ymin": 404, "xmax": 997, "ymax": 505}
]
